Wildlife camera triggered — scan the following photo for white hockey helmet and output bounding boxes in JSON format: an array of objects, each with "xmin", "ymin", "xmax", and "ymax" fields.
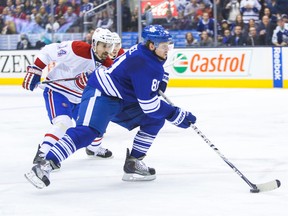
[
  {"xmin": 111, "ymin": 32, "xmax": 121, "ymax": 45},
  {"xmin": 92, "ymin": 28, "xmax": 114, "ymax": 54},
  {"xmin": 109, "ymin": 32, "xmax": 122, "ymax": 59}
]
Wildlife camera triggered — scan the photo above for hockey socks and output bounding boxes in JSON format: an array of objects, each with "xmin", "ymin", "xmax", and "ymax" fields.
[
  {"xmin": 130, "ymin": 130, "xmax": 156, "ymax": 158},
  {"xmin": 46, "ymin": 126, "xmax": 99, "ymax": 164},
  {"xmin": 86, "ymin": 137, "xmax": 103, "ymax": 152}
]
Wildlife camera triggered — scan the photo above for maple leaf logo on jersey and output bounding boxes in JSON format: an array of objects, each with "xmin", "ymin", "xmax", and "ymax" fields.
[{"xmin": 149, "ymin": 26, "xmax": 157, "ymax": 32}]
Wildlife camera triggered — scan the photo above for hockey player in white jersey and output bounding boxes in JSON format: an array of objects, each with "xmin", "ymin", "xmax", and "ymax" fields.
[
  {"xmin": 22, "ymin": 28, "xmax": 116, "ymax": 168},
  {"xmin": 24, "ymin": 25, "xmax": 197, "ymax": 189},
  {"xmin": 85, "ymin": 31, "xmax": 125, "ymax": 157}
]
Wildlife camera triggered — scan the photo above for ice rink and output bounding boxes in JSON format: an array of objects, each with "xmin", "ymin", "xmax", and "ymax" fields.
[{"xmin": 0, "ymin": 85, "xmax": 287, "ymax": 216}]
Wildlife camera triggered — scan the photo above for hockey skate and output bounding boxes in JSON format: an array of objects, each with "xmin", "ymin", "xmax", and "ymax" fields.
[
  {"xmin": 122, "ymin": 148, "xmax": 156, "ymax": 181},
  {"xmin": 85, "ymin": 146, "xmax": 113, "ymax": 158},
  {"xmin": 33, "ymin": 144, "xmax": 61, "ymax": 171},
  {"xmin": 32, "ymin": 144, "xmax": 44, "ymax": 164},
  {"xmin": 24, "ymin": 160, "xmax": 60, "ymax": 189}
]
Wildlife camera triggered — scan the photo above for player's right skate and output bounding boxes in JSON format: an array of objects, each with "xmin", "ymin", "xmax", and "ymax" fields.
[
  {"xmin": 24, "ymin": 160, "xmax": 60, "ymax": 189},
  {"xmin": 122, "ymin": 148, "xmax": 156, "ymax": 181}
]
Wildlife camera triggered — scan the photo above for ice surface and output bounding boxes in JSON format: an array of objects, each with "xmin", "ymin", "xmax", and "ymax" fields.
[{"xmin": 0, "ymin": 86, "xmax": 287, "ymax": 216}]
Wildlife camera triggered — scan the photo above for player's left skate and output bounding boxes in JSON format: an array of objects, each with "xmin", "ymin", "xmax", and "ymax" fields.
[
  {"xmin": 24, "ymin": 160, "xmax": 60, "ymax": 189},
  {"xmin": 32, "ymin": 144, "xmax": 61, "ymax": 171},
  {"xmin": 122, "ymin": 148, "xmax": 156, "ymax": 181},
  {"xmin": 85, "ymin": 146, "xmax": 113, "ymax": 158},
  {"xmin": 32, "ymin": 144, "xmax": 45, "ymax": 164}
]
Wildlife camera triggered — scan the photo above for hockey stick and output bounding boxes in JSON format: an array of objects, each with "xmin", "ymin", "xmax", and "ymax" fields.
[
  {"xmin": 40, "ymin": 77, "xmax": 78, "ymax": 84},
  {"xmin": 164, "ymin": 53, "xmax": 184, "ymax": 69},
  {"xmin": 39, "ymin": 54, "xmax": 183, "ymax": 85},
  {"xmin": 159, "ymin": 90, "xmax": 281, "ymax": 193}
]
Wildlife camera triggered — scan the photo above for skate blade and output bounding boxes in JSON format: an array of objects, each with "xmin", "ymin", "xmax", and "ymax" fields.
[
  {"xmin": 86, "ymin": 154, "xmax": 114, "ymax": 160},
  {"xmin": 24, "ymin": 170, "xmax": 46, "ymax": 189},
  {"xmin": 122, "ymin": 173, "xmax": 156, "ymax": 182}
]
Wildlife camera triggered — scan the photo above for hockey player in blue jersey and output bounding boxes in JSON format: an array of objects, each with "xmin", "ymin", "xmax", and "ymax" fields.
[{"xmin": 24, "ymin": 25, "xmax": 197, "ymax": 189}]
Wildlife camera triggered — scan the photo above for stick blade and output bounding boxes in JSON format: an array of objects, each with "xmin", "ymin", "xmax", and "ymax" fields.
[{"xmin": 250, "ymin": 179, "xmax": 281, "ymax": 193}]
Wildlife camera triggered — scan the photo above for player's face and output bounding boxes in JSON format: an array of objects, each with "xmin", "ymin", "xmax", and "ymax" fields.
[
  {"xmin": 155, "ymin": 42, "xmax": 174, "ymax": 60},
  {"xmin": 110, "ymin": 43, "xmax": 121, "ymax": 57},
  {"xmin": 95, "ymin": 42, "xmax": 114, "ymax": 60}
]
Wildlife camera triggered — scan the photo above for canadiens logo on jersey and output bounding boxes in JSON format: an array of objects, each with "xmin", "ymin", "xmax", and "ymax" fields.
[{"xmin": 75, "ymin": 74, "xmax": 86, "ymax": 90}]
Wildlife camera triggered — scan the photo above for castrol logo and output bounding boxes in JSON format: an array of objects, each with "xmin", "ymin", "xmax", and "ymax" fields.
[{"xmin": 172, "ymin": 50, "xmax": 251, "ymax": 77}]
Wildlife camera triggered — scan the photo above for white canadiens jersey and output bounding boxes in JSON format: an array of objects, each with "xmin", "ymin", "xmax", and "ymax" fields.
[{"xmin": 38, "ymin": 40, "xmax": 102, "ymax": 104}]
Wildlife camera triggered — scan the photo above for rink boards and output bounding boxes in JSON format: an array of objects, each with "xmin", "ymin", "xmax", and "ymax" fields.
[{"xmin": 0, "ymin": 47, "xmax": 287, "ymax": 88}]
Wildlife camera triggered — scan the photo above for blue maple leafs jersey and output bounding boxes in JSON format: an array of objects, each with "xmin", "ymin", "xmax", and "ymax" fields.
[{"xmin": 87, "ymin": 43, "xmax": 175, "ymax": 119}]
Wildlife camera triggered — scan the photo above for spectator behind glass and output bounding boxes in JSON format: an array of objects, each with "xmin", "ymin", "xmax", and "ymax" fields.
[
  {"xmin": 66, "ymin": 0, "xmax": 81, "ymax": 15},
  {"xmin": 196, "ymin": 12, "xmax": 214, "ymax": 37},
  {"xmin": 272, "ymin": 16, "xmax": 288, "ymax": 46},
  {"xmin": 194, "ymin": 2, "xmax": 210, "ymax": 23},
  {"xmin": 17, "ymin": 34, "xmax": 32, "ymax": 50},
  {"xmin": 162, "ymin": 9, "xmax": 177, "ymax": 30},
  {"xmin": 224, "ymin": 0, "xmax": 241, "ymax": 24},
  {"xmin": 83, "ymin": 32, "xmax": 92, "ymax": 44},
  {"xmin": 275, "ymin": 0, "xmax": 288, "ymax": 16},
  {"xmin": 45, "ymin": 14, "xmax": 60, "ymax": 33},
  {"xmin": 121, "ymin": 0, "xmax": 131, "ymax": 31},
  {"xmin": 176, "ymin": 10, "xmax": 190, "ymax": 30},
  {"xmin": 221, "ymin": 29, "xmax": 232, "ymax": 46},
  {"xmin": 244, "ymin": 18, "xmax": 258, "ymax": 37},
  {"xmin": 23, "ymin": 0, "xmax": 34, "ymax": 15},
  {"xmin": 218, "ymin": 19, "xmax": 231, "ymax": 43},
  {"xmin": 246, "ymin": 26, "xmax": 261, "ymax": 46},
  {"xmin": 266, "ymin": 0, "xmax": 278, "ymax": 22},
  {"xmin": 97, "ymin": 10, "xmax": 113, "ymax": 30},
  {"xmin": 38, "ymin": 5, "xmax": 49, "ymax": 29},
  {"xmin": 228, "ymin": 25, "xmax": 247, "ymax": 46},
  {"xmin": 13, "ymin": 5, "xmax": 26, "ymax": 20},
  {"xmin": 79, "ymin": 0, "xmax": 94, "ymax": 19},
  {"xmin": 257, "ymin": 15, "xmax": 275, "ymax": 45},
  {"xmin": 6, "ymin": 0, "xmax": 15, "ymax": 13},
  {"xmin": 184, "ymin": 0, "xmax": 200, "ymax": 29},
  {"xmin": 130, "ymin": 7, "xmax": 138, "ymax": 32},
  {"xmin": 142, "ymin": 3, "xmax": 153, "ymax": 27},
  {"xmin": 280, "ymin": 14, "xmax": 288, "ymax": 24},
  {"xmin": 199, "ymin": 30, "xmax": 213, "ymax": 47},
  {"xmin": 185, "ymin": 32, "xmax": 199, "ymax": 47},
  {"xmin": 231, "ymin": 14, "xmax": 245, "ymax": 35},
  {"xmin": 240, "ymin": 0, "xmax": 262, "ymax": 24},
  {"xmin": 55, "ymin": 0, "xmax": 68, "ymax": 18},
  {"xmin": 63, "ymin": 6, "xmax": 78, "ymax": 25}
]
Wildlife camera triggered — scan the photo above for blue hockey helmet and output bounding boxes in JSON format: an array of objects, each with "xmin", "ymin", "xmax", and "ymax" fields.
[{"xmin": 142, "ymin": 25, "xmax": 173, "ymax": 47}]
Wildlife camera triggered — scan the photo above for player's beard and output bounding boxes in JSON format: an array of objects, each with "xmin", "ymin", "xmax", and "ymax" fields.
[{"xmin": 101, "ymin": 52, "xmax": 109, "ymax": 60}]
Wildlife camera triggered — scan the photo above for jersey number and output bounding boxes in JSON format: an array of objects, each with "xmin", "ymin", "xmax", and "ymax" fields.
[{"xmin": 151, "ymin": 79, "xmax": 160, "ymax": 92}]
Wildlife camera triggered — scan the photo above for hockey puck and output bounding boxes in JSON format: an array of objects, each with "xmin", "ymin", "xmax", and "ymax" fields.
[{"xmin": 250, "ymin": 188, "xmax": 260, "ymax": 193}]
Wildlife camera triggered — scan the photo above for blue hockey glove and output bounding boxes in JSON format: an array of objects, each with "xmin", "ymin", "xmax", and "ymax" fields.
[
  {"xmin": 22, "ymin": 65, "xmax": 42, "ymax": 91},
  {"xmin": 167, "ymin": 107, "xmax": 196, "ymax": 129},
  {"xmin": 158, "ymin": 72, "xmax": 169, "ymax": 95}
]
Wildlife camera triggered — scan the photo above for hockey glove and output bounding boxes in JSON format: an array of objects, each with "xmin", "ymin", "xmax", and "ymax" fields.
[
  {"xmin": 22, "ymin": 65, "xmax": 42, "ymax": 91},
  {"xmin": 158, "ymin": 72, "xmax": 169, "ymax": 95},
  {"xmin": 167, "ymin": 107, "xmax": 196, "ymax": 129}
]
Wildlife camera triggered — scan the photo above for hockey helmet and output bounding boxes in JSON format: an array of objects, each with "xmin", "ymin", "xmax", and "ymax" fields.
[
  {"xmin": 92, "ymin": 28, "xmax": 114, "ymax": 54},
  {"xmin": 142, "ymin": 25, "xmax": 173, "ymax": 47},
  {"xmin": 110, "ymin": 32, "xmax": 122, "ymax": 59},
  {"xmin": 111, "ymin": 32, "xmax": 121, "ymax": 45}
]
